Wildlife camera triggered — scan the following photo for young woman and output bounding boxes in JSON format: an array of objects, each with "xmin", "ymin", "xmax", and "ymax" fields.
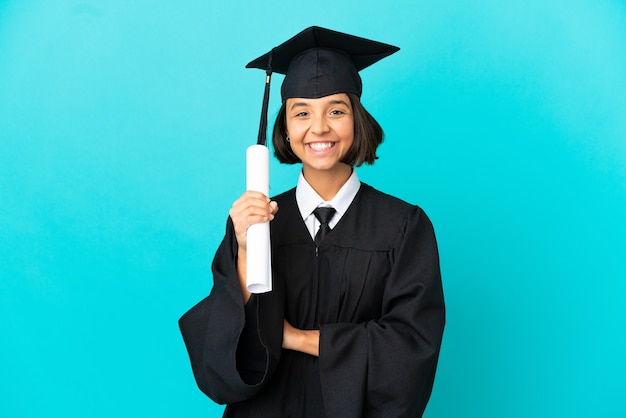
[{"xmin": 180, "ymin": 26, "xmax": 445, "ymax": 418}]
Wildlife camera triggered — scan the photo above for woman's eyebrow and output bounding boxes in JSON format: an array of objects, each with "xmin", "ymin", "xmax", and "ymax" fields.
[
  {"xmin": 289, "ymin": 102, "xmax": 309, "ymax": 110},
  {"xmin": 328, "ymin": 99, "xmax": 350, "ymax": 107},
  {"xmin": 289, "ymin": 99, "xmax": 350, "ymax": 111}
]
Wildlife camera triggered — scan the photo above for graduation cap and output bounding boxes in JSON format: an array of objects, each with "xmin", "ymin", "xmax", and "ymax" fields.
[{"xmin": 246, "ymin": 26, "xmax": 399, "ymax": 145}]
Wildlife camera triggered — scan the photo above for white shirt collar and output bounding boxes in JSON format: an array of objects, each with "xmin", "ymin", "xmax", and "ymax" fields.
[{"xmin": 296, "ymin": 169, "xmax": 361, "ymax": 222}]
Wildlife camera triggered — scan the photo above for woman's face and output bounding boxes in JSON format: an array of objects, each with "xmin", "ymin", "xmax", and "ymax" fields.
[{"xmin": 285, "ymin": 93, "xmax": 354, "ymax": 175}]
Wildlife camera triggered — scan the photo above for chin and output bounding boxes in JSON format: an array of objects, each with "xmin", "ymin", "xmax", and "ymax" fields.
[{"xmin": 306, "ymin": 162, "xmax": 349, "ymax": 173}]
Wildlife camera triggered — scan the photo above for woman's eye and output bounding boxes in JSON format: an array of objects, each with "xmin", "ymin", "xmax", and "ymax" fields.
[{"xmin": 295, "ymin": 112, "xmax": 308, "ymax": 117}]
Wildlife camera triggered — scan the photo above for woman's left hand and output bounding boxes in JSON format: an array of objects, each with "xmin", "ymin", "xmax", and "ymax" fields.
[{"xmin": 282, "ymin": 320, "xmax": 320, "ymax": 357}]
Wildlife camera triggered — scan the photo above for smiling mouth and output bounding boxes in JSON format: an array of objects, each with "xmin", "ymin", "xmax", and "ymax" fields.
[{"xmin": 307, "ymin": 142, "xmax": 335, "ymax": 151}]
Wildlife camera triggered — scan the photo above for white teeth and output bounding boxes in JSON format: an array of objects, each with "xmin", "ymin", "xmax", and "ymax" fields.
[{"xmin": 309, "ymin": 142, "xmax": 333, "ymax": 151}]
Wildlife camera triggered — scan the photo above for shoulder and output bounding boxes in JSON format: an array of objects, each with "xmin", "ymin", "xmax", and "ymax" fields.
[
  {"xmin": 358, "ymin": 183, "xmax": 426, "ymax": 219},
  {"xmin": 349, "ymin": 183, "xmax": 434, "ymax": 244},
  {"xmin": 357, "ymin": 184, "xmax": 439, "ymax": 257}
]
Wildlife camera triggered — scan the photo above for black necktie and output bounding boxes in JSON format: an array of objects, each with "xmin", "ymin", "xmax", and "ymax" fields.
[{"xmin": 313, "ymin": 207, "xmax": 336, "ymax": 246}]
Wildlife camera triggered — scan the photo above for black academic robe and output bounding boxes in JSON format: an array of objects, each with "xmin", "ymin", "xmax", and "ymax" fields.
[{"xmin": 179, "ymin": 183, "xmax": 445, "ymax": 417}]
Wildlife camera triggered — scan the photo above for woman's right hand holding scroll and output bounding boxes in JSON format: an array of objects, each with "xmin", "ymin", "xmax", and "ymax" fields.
[{"xmin": 229, "ymin": 191, "xmax": 278, "ymax": 303}]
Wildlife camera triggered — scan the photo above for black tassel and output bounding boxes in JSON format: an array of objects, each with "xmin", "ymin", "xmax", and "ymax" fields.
[{"xmin": 257, "ymin": 50, "xmax": 273, "ymax": 146}]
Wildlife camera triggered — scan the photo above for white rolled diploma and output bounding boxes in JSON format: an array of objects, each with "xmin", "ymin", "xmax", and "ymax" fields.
[{"xmin": 245, "ymin": 144, "xmax": 272, "ymax": 293}]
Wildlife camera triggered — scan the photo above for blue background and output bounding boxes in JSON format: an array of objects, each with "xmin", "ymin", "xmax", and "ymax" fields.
[{"xmin": 1, "ymin": 1, "xmax": 625, "ymax": 416}]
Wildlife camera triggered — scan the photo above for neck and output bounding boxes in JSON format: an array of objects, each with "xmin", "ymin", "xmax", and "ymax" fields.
[{"xmin": 302, "ymin": 164, "xmax": 352, "ymax": 201}]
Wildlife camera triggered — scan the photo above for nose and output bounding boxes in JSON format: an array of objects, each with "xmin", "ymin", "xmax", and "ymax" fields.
[{"xmin": 310, "ymin": 113, "xmax": 330, "ymax": 135}]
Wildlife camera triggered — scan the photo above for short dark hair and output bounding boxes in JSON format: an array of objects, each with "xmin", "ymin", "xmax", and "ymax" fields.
[{"xmin": 271, "ymin": 93, "xmax": 384, "ymax": 166}]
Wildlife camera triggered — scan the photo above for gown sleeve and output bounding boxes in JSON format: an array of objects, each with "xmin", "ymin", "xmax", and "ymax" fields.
[
  {"xmin": 318, "ymin": 207, "xmax": 445, "ymax": 418},
  {"xmin": 178, "ymin": 217, "xmax": 283, "ymax": 404}
]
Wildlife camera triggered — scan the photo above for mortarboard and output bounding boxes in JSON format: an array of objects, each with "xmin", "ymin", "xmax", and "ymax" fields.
[{"xmin": 246, "ymin": 26, "xmax": 399, "ymax": 145}]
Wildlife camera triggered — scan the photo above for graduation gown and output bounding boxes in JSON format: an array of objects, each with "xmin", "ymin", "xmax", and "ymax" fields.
[{"xmin": 179, "ymin": 183, "xmax": 445, "ymax": 417}]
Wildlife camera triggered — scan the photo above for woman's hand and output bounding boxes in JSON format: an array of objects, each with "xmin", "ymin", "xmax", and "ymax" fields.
[
  {"xmin": 229, "ymin": 191, "xmax": 278, "ymax": 304},
  {"xmin": 283, "ymin": 320, "xmax": 320, "ymax": 357},
  {"xmin": 229, "ymin": 191, "xmax": 278, "ymax": 251}
]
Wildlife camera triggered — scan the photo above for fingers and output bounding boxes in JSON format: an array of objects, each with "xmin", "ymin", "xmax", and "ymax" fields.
[
  {"xmin": 230, "ymin": 191, "xmax": 275, "ymax": 223},
  {"xmin": 269, "ymin": 200, "xmax": 279, "ymax": 216},
  {"xmin": 229, "ymin": 191, "xmax": 279, "ymax": 250}
]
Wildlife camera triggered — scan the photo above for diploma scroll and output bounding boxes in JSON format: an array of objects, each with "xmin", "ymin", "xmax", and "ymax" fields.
[{"xmin": 245, "ymin": 144, "xmax": 272, "ymax": 293}]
